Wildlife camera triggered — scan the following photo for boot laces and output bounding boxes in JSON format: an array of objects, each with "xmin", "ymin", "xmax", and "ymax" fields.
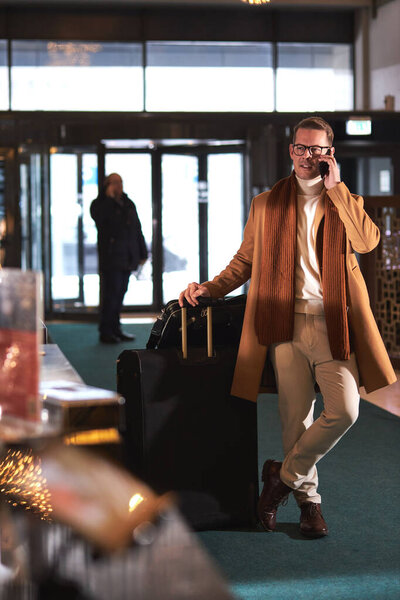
[
  {"xmin": 264, "ymin": 490, "xmax": 289, "ymax": 512},
  {"xmin": 303, "ymin": 502, "xmax": 319, "ymax": 516}
]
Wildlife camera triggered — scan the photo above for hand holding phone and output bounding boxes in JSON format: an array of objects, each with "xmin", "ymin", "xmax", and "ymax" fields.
[{"xmin": 319, "ymin": 148, "xmax": 331, "ymax": 178}]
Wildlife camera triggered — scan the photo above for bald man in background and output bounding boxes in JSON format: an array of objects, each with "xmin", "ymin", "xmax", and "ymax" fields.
[{"xmin": 91, "ymin": 173, "xmax": 148, "ymax": 343}]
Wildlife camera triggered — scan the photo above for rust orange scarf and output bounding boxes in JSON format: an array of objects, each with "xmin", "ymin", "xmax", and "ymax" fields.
[{"xmin": 255, "ymin": 172, "xmax": 350, "ymax": 361}]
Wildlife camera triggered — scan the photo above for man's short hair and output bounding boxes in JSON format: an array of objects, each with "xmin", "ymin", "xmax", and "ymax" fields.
[
  {"xmin": 293, "ymin": 117, "xmax": 334, "ymax": 146},
  {"xmin": 103, "ymin": 173, "xmax": 122, "ymax": 189}
]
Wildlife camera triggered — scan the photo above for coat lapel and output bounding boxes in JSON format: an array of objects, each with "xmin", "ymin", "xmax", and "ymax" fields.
[
  {"xmin": 313, "ymin": 190, "xmax": 326, "ymax": 274},
  {"xmin": 313, "ymin": 190, "xmax": 326, "ymax": 241}
]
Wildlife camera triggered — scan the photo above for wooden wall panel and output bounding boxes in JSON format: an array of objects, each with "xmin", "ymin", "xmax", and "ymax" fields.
[{"xmin": 0, "ymin": 6, "xmax": 353, "ymax": 43}]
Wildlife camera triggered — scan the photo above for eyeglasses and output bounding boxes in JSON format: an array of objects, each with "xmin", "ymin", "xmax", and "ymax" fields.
[{"xmin": 292, "ymin": 144, "xmax": 331, "ymax": 157}]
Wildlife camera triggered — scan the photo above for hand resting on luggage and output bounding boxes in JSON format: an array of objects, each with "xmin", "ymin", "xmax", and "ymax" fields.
[{"xmin": 179, "ymin": 282, "xmax": 210, "ymax": 307}]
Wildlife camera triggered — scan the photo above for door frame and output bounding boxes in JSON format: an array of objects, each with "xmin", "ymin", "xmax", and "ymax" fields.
[
  {"xmin": 159, "ymin": 143, "xmax": 247, "ymax": 293},
  {"xmin": 99, "ymin": 145, "xmax": 160, "ymax": 311},
  {"xmin": 100, "ymin": 140, "xmax": 247, "ymax": 311},
  {"xmin": 47, "ymin": 145, "xmax": 98, "ymax": 315},
  {"xmin": 23, "ymin": 139, "xmax": 249, "ymax": 318}
]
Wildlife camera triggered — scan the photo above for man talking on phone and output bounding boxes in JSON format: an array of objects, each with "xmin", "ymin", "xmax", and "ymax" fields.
[
  {"xmin": 91, "ymin": 173, "xmax": 148, "ymax": 344},
  {"xmin": 179, "ymin": 116, "xmax": 396, "ymax": 538}
]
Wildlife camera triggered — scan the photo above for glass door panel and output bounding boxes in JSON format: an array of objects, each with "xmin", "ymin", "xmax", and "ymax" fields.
[
  {"xmin": 30, "ymin": 154, "xmax": 43, "ymax": 272},
  {"xmin": 50, "ymin": 153, "xmax": 80, "ymax": 301},
  {"xmin": 47, "ymin": 145, "xmax": 245, "ymax": 313},
  {"xmin": 161, "ymin": 154, "xmax": 199, "ymax": 303},
  {"xmin": 20, "ymin": 154, "xmax": 43, "ymax": 272},
  {"xmin": 357, "ymin": 156, "xmax": 397, "ymax": 359},
  {"xmin": 50, "ymin": 151, "xmax": 99, "ymax": 309},
  {"xmin": 82, "ymin": 153, "xmax": 99, "ymax": 306},
  {"xmin": 104, "ymin": 153, "xmax": 153, "ymax": 306},
  {"xmin": 19, "ymin": 162, "xmax": 28, "ymax": 269},
  {"xmin": 207, "ymin": 153, "xmax": 244, "ymax": 295},
  {"xmin": 363, "ymin": 157, "xmax": 393, "ymax": 196}
]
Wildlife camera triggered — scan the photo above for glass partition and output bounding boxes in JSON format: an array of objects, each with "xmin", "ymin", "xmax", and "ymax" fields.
[
  {"xmin": 0, "ymin": 41, "xmax": 8, "ymax": 110},
  {"xmin": 146, "ymin": 42, "xmax": 274, "ymax": 112},
  {"xmin": 50, "ymin": 154, "xmax": 80, "ymax": 301},
  {"xmin": 82, "ymin": 154, "xmax": 99, "ymax": 307},
  {"xmin": 11, "ymin": 41, "xmax": 143, "ymax": 111},
  {"xmin": 207, "ymin": 153, "xmax": 244, "ymax": 295},
  {"xmin": 161, "ymin": 154, "xmax": 199, "ymax": 302},
  {"xmin": 104, "ymin": 153, "xmax": 153, "ymax": 306},
  {"xmin": 50, "ymin": 151, "xmax": 100, "ymax": 307},
  {"xmin": 19, "ymin": 153, "xmax": 43, "ymax": 272},
  {"xmin": 276, "ymin": 43, "xmax": 353, "ymax": 112}
]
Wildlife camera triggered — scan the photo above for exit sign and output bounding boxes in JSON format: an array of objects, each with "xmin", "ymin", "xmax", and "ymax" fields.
[{"xmin": 346, "ymin": 118, "xmax": 372, "ymax": 136}]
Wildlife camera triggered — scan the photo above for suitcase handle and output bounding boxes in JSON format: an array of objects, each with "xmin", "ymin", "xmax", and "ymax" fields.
[{"xmin": 181, "ymin": 306, "xmax": 213, "ymax": 359}]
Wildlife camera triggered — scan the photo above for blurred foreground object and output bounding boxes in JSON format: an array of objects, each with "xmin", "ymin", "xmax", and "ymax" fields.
[
  {"xmin": 0, "ymin": 269, "xmax": 43, "ymax": 421},
  {"xmin": 0, "ymin": 443, "xmax": 234, "ymax": 599},
  {"xmin": 40, "ymin": 379, "xmax": 123, "ymax": 448},
  {"xmin": 2, "ymin": 442, "xmax": 170, "ymax": 553},
  {"xmin": 40, "ymin": 442, "xmax": 170, "ymax": 553},
  {"xmin": 40, "ymin": 346, "xmax": 124, "ymax": 462}
]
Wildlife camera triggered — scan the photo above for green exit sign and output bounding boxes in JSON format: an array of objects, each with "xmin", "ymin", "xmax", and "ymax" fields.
[{"xmin": 346, "ymin": 118, "xmax": 372, "ymax": 136}]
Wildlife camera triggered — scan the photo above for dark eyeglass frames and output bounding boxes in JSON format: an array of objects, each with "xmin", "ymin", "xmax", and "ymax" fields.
[{"xmin": 292, "ymin": 144, "xmax": 331, "ymax": 157}]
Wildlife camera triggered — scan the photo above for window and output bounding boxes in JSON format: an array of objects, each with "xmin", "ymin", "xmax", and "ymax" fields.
[
  {"xmin": 11, "ymin": 41, "xmax": 143, "ymax": 111},
  {"xmin": 276, "ymin": 43, "xmax": 353, "ymax": 112},
  {"xmin": 146, "ymin": 42, "xmax": 274, "ymax": 112},
  {"xmin": 6, "ymin": 39, "xmax": 354, "ymax": 113},
  {"xmin": 0, "ymin": 41, "xmax": 8, "ymax": 110}
]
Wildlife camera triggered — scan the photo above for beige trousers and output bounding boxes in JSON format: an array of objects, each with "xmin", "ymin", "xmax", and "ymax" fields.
[{"xmin": 269, "ymin": 312, "xmax": 360, "ymax": 505}]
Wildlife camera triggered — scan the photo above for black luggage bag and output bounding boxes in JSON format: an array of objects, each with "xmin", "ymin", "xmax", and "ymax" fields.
[
  {"xmin": 117, "ymin": 297, "xmax": 258, "ymax": 530},
  {"xmin": 146, "ymin": 294, "xmax": 247, "ymax": 350}
]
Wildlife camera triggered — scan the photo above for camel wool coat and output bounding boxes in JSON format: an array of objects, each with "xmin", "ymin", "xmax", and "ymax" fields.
[{"xmin": 203, "ymin": 180, "xmax": 397, "ymax": 402}]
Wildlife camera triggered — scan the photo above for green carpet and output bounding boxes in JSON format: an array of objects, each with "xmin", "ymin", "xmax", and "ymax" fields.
[
  {"xmin": 46, "ymin": 322, "xmax": 400, "ymax": 600},
  {"xmin": 46, "ymin": 322, "xmax": 152, "ymax": 391},
  {"xmin": 200, "ymin": 394, "xmax": 400, "ymax": 600}
]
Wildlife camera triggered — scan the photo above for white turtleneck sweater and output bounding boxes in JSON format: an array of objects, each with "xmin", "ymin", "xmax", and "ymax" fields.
[{"xmin": 294, "ymin": 174, "xmax": 325, "ymax": 315}]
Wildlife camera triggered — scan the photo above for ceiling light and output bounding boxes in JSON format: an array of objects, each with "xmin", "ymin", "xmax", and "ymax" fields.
[{"xmin": 241, "ymin": 0, "xmax": 271, "ymax": 4}]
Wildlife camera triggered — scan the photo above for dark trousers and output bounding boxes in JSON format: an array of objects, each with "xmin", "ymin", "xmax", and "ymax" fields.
[{"xmin": 99, "ymin": 270, "xmax": 131, "ymax": 336}]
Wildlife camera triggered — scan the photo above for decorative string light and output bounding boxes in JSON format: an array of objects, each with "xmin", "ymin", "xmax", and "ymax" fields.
[{"xmin": 0, "ymin": 448, "xmax": 53, "ymax": 521}]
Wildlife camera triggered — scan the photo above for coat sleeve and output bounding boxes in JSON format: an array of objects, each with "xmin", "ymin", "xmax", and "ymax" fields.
[
  {"xmin": 90, "ymin": 195, "xmax": 114, "ymax": 229},
  {"xmin": 326, "ymin": 182, "xmax": 380, "ymax": 254},
  {"xmin": 202, "ymin": 198, "xmax": 255, "ymax": 297},
  {"xmin": 131, "ymin": 202, "xmax": 148, "ymax": 261}
]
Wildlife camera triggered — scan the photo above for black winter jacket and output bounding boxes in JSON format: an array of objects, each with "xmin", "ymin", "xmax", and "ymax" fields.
[{"xmin": 90, "ymin": 191, "xmax": 148, "ymax": 272}]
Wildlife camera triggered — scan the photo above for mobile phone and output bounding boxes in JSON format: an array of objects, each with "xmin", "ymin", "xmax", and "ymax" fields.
[{"xmin": 319, "ymin": 148, "xmax": 331, "ymax": 178}]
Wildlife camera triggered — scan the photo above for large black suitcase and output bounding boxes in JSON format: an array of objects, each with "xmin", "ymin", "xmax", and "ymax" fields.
[{"xmin": 117, "ymin": 299, "xmax": 258, "ymax": 530}]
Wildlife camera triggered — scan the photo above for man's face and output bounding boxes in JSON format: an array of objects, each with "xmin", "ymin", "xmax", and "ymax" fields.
[
  {"xmin": 106, "ymin": 175, "xmax": 123, "ymax": 198},
  {"xmin": 289, "ymin": 128, "xmax": 334, "ymax": 180}
]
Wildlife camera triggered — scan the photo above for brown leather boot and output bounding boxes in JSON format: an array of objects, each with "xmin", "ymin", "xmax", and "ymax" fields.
[
  {"xmin": 299, "ymin": 502, "xmax": 329, "ymax": 538},
  {"xmin": 257, "ymin": 459, "xmax": 292, "ymax": 531}
]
